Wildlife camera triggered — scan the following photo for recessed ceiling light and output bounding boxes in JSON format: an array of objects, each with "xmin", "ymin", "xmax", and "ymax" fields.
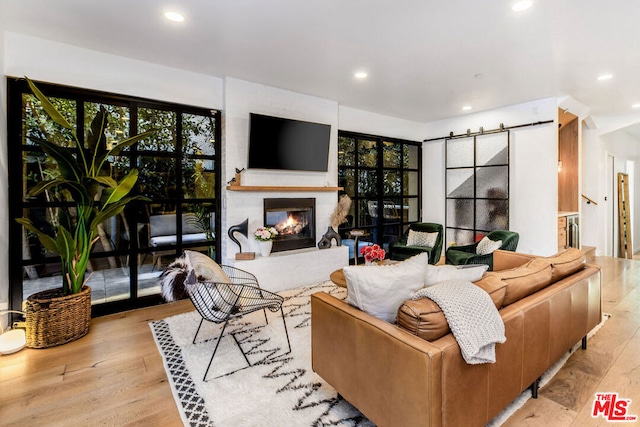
[
  {"xmin": 354, "ymin": 71, "xmax": 368, "ymax": 79},
  {"xmin": 632, "ymin": 103, "xmax": 640, "ymax": 109},
  {"xmin": 512, "ymin": 1, "xmax": 533, "ymax": 12},
  {"xmin": 462, "ymin": 106, "xmax": 472, "ymax": 111},
  {"xmin": 597, "ymin": 73, "xmax": 613, "ymax": 81},
  {"xmin": 164, "ymin": 11, "xmax": 185, "ymax": 22}
]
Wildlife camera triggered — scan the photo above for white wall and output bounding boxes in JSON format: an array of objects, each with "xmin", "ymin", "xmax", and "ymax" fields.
[
  {"xmin": 223, "ymin": 78, "xmax": 340, "ymax": 260},
  {"xmin": 0, "ymin": 26, "xmax": 9, "ymax": 325},
  {"xmin": 338, "ymin": 106, "xmax": 425, "ymax": 141},
  {"xmin": 4, "ymin": 33, "xmax": 223, "ymax": 109},
  {"xmin": 630, "ymin": 160, "xmax": 638, "ymax": 254},
  {"xmin": 581, "ymin": 129, "xmax": 607, "ymax": 255},
  {"xmin": 422, "ymin": 98, "xmax": 559, "ymax": 256},
  {"xmin": 583, "ymin": 128, "xmax": 640, "ymax": 256}
]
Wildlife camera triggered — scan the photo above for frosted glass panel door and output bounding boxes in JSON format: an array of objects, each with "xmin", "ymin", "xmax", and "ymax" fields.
[
  {"xmin": 445, "ymin": 131, "xmax": 509, "ymax": 245},
  {"xmin": 476, "ymin": 133, "xmax": 508, "ymax": 165}
]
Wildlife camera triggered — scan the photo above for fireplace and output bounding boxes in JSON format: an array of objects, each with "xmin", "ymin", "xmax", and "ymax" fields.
[{"xmin": 264, "ymin": 198, "xmax": 316, "ymax": 252}]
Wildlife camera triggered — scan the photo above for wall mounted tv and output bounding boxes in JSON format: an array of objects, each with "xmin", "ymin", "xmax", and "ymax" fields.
[{"xmin": 248, "ymin": 113, "xmax": 331, "ymax": 172}]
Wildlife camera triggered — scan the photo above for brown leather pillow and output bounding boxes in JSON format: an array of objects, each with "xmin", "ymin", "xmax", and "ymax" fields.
[
  {"xmin": 397, "ymin": 275, "xmax": 507, "ymax": 341},
  {"xmin": 473, "ymin": 275, "xmax": 507, "ymax": 309},
  {"xmin": 487, "ymin": 258, "xmax": 553, "ymax": 306},
  {"xmin": 397, "ymin": 298, "xmax": 449, "ymax": 341},
  {"xmin": 546, "ymin": 248, "xmax": 585, "ymax": 282}
]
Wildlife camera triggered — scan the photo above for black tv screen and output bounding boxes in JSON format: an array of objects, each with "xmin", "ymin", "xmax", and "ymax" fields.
[{"xmin": 248, "ymin": 113, "xmax": 331, "ymax": 172}]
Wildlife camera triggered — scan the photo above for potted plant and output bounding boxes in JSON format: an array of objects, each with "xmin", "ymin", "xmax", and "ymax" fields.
[{"xmin": 16, "ymin": 78, "xmax": 153, "ymax": 348}]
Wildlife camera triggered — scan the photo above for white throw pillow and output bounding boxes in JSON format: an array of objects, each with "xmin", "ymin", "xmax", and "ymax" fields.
[
  {"xmin": 184, "ymin": 250, "xmax": 231, "ymax": 283},
  {"xmin": 422, "ymin": 264, "xmax": 489, "ymax": 287},
  {"xmin": 476, "ymin": 236, "xmax": 502, "ymax": 255},
  {"xmin": 406, "ymin": 229, "xmax": 438, "ymax": 247},
  {"xmin": 344, "ymin": 252, "xmax": 430, "ymax": 323}
]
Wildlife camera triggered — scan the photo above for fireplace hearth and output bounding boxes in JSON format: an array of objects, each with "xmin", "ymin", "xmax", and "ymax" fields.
[{"xmin": 264, "ymin": 198, "xmax": 316, "ymax": 252}]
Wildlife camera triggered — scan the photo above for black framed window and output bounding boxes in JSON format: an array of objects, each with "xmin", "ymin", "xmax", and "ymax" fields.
[
  {"xmin": 338, "ymin": 131, "xmax": 421, "ymax": 261},
  {"xmin": 445, "ymin": 131, "xmax": 510, "ymax": 246},
  {"xmin": 7, "ymin": 78, "xmax": 221, "ymax": 316}
]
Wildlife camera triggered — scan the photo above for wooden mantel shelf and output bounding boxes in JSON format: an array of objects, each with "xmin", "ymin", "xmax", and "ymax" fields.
[{"xmin": 226, "ymin": 185, "xmax": 343, "ymax": 192}]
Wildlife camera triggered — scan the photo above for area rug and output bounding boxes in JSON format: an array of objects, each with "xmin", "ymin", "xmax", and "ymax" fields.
[{"xmin": 150, "ymin": 282, "xmax": 609, "ymax": 427}]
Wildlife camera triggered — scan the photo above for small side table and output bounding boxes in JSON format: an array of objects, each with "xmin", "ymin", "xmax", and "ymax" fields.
[{"xmin": 349, "ymin": 230, "xmax": 369, "ymax": 265}]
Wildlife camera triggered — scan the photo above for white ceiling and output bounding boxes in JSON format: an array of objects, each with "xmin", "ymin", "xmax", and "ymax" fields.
[{"xmin": 2, "ymin": 0, "xmax": 640, "ymax": 124}]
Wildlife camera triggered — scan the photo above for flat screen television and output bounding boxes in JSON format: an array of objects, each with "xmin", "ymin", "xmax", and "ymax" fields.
[{"xmin": 248, "ymin": 113, "xmax": 331, "ymax": 172}]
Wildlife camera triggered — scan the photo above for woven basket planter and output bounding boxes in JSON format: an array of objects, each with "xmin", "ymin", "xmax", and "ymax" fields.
[{"xmin": 25, "ymin": 286, "xmax": 92, "ymax": 349}]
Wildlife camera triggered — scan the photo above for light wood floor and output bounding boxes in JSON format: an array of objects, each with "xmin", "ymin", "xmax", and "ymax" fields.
[
  {"xmin": 1, "ymin": 255, "xmax": 638, "ymax": 426},
  {"xmin": 504, "ymin": 255, "xmax": 640, "ymax": 426}
]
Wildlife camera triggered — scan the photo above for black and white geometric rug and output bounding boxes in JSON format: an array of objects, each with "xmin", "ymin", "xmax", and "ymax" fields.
[
  {"xmin": 150, "ymin": 282, "xmax": 374, "ymax": 427},
  {"xmin": 150, "ymin": 281, "xmax": 609, "ymax": 427}
]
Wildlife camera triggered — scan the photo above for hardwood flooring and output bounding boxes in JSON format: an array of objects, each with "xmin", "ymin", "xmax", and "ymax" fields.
[
  {"xmin": 504, "ymin": 256, "xmax": 640, "ymax": 426},
  {"xmin": 0, "ymin": 298, "xmax": 193, "ymax": 426},
  {"xmin": 0, "ymin": 255, "xmax": 638, "ymax": 426}
]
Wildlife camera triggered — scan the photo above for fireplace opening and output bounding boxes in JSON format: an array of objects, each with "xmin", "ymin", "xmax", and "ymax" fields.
[{"xmin": 264, "ymin": 198, "xmax": 316, "ymax": 252}]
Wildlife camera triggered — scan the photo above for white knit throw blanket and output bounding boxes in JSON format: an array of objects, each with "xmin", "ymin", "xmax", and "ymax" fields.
[{"xmin": 413, "ymin": 279, "xmax": 506, "ymax": 364}]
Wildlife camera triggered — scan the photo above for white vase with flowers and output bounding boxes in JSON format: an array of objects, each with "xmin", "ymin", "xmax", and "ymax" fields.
[{"xmin": 254, "ymin": 226, "xmax": 278, "ymax": 256}]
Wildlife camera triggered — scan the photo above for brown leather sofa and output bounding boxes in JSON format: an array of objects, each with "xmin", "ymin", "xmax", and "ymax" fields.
[{"xmin": 311, "ymin": 249, "xmax": 602, "ymax": 427}]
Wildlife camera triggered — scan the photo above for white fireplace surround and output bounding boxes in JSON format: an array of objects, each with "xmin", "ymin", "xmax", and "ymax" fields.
[
  {"xmin": 229, "ymin": 245, "xmax": 348, "ymax": 293},
  {"xmin": 224, "ymin": 187, "xmax": 345, "ymax": 292}
]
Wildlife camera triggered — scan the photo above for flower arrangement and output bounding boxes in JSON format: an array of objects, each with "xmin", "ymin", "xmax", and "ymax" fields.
[
  {"xmin": 254, "ymin": 226, "xmax": 279, "ymax": 241},
  {"xmin": 360, "ymin": 244, "xmax": 386, "ymax": 263}
]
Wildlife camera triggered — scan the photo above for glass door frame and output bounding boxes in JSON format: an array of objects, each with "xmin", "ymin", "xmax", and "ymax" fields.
[{"xmin": 7, "ymin": 77, "xmax": 221, "ymax": 316}]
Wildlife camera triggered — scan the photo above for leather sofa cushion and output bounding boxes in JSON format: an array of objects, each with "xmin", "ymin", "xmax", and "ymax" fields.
[
  {"xmin": 473, "ymin": 275, "xmax": 507, "ymax": 309},
  {"xmin": 546, "ymin": 247, "xmax": 585, "ymax": 282},
  {"xmin": 396, "ymin": 275, "xmax": 506, "ymax": 341},
  {"xmin": 397, "ymin": 298, "xmax": 449, "ymax": 341},
  {"xmin": 487, "ymin": 258, "xmax": 553, "ymax": 306}
]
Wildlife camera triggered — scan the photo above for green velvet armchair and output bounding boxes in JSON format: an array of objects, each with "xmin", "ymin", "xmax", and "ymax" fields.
[
  {"xmin": 445, "ymin": 230, "xmax": 519, "ymax": 271},
  {"xmin": 389, "ymin": 222, "xmax": 444, "ymax": 264}
]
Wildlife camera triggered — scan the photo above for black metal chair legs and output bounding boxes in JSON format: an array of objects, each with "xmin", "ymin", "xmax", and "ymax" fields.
[{"xmin": 199, "ymin": 306, "xmax": 292, "ymax": 382}]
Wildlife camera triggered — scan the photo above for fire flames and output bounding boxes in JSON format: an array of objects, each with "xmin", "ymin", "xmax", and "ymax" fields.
[{"xmin": 275, "ymin": 215, "xmax": 305, "ymax": 235}]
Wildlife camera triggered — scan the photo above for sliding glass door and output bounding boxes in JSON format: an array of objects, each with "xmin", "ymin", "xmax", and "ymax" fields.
[
  {"xmin": 7, "ymin": 78, "xmax": 221, "ymax": 315},
  {"xmin": 338, "ymin": 131, "xmax": 421, "ymax": 261}
]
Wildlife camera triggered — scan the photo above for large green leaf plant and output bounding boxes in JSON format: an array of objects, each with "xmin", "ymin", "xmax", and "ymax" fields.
[{"xmin": 16, "ymin": 78, "xmax": 153, "ymax": 295}]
